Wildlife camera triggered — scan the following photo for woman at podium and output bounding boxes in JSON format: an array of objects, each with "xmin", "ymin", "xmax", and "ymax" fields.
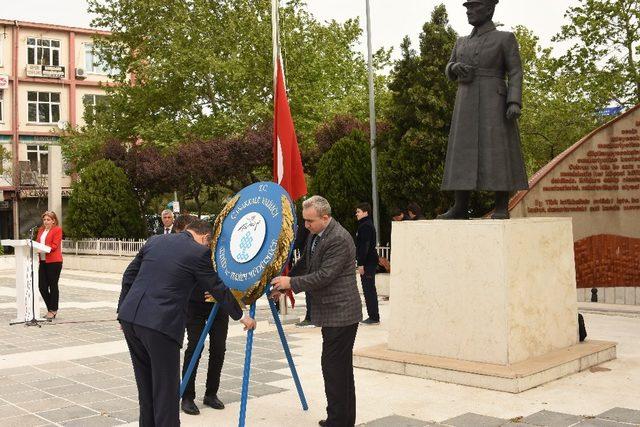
[{"xmin": 36, "ymin": 211, "xmax": 63, "ymax": 321}]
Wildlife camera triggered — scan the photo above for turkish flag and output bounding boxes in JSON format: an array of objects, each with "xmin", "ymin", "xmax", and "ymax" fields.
[
  {"xmin": 273, "ymin": 56, "xmax": 306, "ymax": 308},
  {"xmin": 273, "ymin": 57, "xmax": 307, "ymax": 201}
]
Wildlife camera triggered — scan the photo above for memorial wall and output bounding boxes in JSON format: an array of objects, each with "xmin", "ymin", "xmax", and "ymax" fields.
[{"xmin": 510, "ymin": 104, "xmax": 640, "ymax": 290}]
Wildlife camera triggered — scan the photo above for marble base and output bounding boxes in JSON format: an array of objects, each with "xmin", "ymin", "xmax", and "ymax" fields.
[
  {"xmin": 388, "ymin": 218, "xmax": 579, "ymax": 365},
  {"xmin": 354, "ymin": 340, "xmax": 616, "ymax": 393}
]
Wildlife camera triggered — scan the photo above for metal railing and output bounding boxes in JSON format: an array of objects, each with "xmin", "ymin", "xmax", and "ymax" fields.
[
  {"xmin": 62, "ymin": 238, "xmax": 391, "ymax": 260},
  {"xmin": 62, "ymin": 239, "xmax": 146, "ymax": 256}
]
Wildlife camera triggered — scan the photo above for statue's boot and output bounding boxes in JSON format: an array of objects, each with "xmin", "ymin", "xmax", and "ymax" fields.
[
  {"xmin": 437, "ymin": 191, "xmax": 470, "ymax": 219},
  {"xmin": 491, "ymin": 191, "xmax": 510, "ymax": 219}
]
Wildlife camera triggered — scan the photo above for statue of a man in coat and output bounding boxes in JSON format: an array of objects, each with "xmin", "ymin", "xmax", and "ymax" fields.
[{"xmin": 438, "ymin": 0, "xmax": 528, "ymax": 220}]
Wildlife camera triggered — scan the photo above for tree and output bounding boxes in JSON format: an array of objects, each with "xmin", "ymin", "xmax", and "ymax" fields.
[
  {"xmin": 313, "ymin": 130, "xmax": 372, "ymax": 235},
  {"xmin": 515, "ymin": 26, "xmax": 605, "ymax": 176},
  {"xmin": 378, "ymin": 4, "xmax": 461, "ymax": 217},
  {"xmin": 101, "ymin": 140, "xmax": 177, "ymax": 213},
  {"xmin": 554, "ymin": 0, "xmax": 640, "ymax": 108},
  {"xmin": 65, "ymin": 159, "xmax": 146, "ymax": 239},
  {"xmin": 84, "ymin": 0, "xmax": 389, "ymax": 149},
  {"xmin": 97, "ymin": 124, "xmax": 271, "ymax": 216}
]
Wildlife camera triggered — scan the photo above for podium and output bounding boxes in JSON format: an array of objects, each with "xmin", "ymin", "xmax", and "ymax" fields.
[{"xmin": 1, "ymin": 239, "xmax": 51, "ymax": 323}]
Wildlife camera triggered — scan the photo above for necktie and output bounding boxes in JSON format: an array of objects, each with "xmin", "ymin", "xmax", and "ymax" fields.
[
  {"xmin": 165, "ymin": 228, "xmax": 170, "ymax": 234},
  {"xmin": 310, "ymin": 235, "xmax": 319, "ymax": 255}
]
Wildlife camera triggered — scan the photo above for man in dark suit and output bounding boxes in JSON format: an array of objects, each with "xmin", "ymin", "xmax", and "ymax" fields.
[
  {"xmin": 155, "ymin": 209, "xmax": 176, "ymax": 235},
  {"xmin": 271, "ymin": 195, "xmax": 362, "ymax": 427},
  {"xmin": 118, "ymin": 219, "xmax": 256, "ymax": 426},
  {"xmin": 355, "ymin": 202, "xmax": 379, "ymax": 325},
  {"xmin": 171, "ymin": 215, "xmax": 230, "ymax": 416}
]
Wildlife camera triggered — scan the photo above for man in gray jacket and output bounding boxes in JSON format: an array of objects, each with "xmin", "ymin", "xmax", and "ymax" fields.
[{"xmin": 271, "ymin": 195, "xmax": 362, "ymax": 427}]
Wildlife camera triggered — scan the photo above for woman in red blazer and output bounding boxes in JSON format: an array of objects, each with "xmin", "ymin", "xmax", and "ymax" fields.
[{"xmin": 36, "ymin": 211, "xmax": 63, "ymax": 321}]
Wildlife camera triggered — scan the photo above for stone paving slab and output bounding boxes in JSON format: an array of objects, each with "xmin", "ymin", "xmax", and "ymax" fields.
[
  {"xmin": 2, "ymin": 268, "xmax": 640, "ymax": 426},
  {"xmin": 357, "ymin": 414, "xmax": 436, "ymax": 426},
  {"xmin": 522, "ymin": 410, "xmax": 584, "ymax": 426},
  {"xmin": 573, "ymin": 418, "xmax": 637, "ymax": 426},
  {"xmin": 443, "ymin": 413, "xmax": 507, "ymax": 427},
  {"xmin": 597, "ymin": 408, "xmax": 640, "ymax": 425}
]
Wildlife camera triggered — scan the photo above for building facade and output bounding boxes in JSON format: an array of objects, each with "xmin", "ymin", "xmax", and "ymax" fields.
[{"xmin": 0, "ymin": 19, "xmax": 113, "ymax": 239}]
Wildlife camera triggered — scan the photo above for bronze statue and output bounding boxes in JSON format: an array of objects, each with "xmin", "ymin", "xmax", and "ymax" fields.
[{"xmin": 438, "ymin": 0, "xmax": 528, "ymax": 220}]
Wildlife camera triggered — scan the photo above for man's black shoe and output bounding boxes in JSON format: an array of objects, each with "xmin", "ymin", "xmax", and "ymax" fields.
[
  {"xmin": 318, "ymin": 420, "xmax": 327, "ymax": 427},
  {"xmin": 360, "ymin": 318, "xmax": 380, "ymax": 325},
  {"xmin": 203, "ymin": 395, "xmax": 225, "ymax": 410},
  {"xmin": 181, "ymin": 398, "xmax": 200, "ymax": 415}
]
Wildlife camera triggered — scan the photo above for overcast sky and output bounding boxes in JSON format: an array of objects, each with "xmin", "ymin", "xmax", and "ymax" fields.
[{"xmin": 2, "ymin": 0, "xmax": 578, "ymax": 58}]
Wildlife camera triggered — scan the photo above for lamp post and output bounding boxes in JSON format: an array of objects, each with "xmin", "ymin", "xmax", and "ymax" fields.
[{"xmin": 366, "ymin": 0, "xmax": 380, "ymax": 244}]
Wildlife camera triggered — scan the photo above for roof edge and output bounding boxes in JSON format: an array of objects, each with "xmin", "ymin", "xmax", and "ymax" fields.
[{"xmin": 0, "ymin": 18, "xmax": 111, "ymax": 36}]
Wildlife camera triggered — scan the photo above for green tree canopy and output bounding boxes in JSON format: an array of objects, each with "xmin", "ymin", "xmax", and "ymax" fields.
[
  {"xmin": 85, "ymin": 0, "xmax": 389, "ymax": 149},
  {"xmin": 65, "ymin": 159, "xmax": 146, "ymax": 239},
  {"xmin": 378, "ymin": 4, "xmax": 459, "ymax": 217},
  {"xmin": 515, "ymin": 26, "xmax": 605, "ymax": 176},
  {"xmin": 313, "ymin": 130, "xmax": 371, "ymax": 235},
  {"xmin": 554, "ymin": 0, "xmax": 640, "ymax": 108}
]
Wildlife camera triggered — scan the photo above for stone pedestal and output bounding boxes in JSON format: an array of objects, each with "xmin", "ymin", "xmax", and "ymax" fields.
[{"xmin": 354, "ymin": 218, "xmax": 616, "ymax": 392}]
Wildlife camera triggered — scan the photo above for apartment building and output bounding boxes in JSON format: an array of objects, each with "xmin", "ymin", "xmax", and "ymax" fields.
[{"xmin": 0, "ymin": 19, "xmax": 113, "ymax": 239}]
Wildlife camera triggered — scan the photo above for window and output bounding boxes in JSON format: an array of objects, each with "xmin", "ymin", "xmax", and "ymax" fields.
[
  {"xmin": 27, "ymin": 91, "xmax": 61, "ymax": 124},
  {"xmin": 83, "ymin": 94, "xmax": 108, "ymax": 109},
  {"xmin": 27, "ymin": 144, "xmax": 48, "ymax": 175},
  {"xmin": 27, "ymin": 37, "xmax": 61, "ymax": 66},
  {"xmin": 84, "ymin": 43, "xmax": 111, "ymax": 74},
  {"xmin": 82, "ymin": 94, "xmax": 108, "ymax": 124}
]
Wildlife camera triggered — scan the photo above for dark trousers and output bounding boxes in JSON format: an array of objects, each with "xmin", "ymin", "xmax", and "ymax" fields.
[
  {"xmin": 181, "ymin": 302, "xmax": 229, "ymax": 400},
  {"xmin": 304, "ymin": 292, "xmax": 313, "ymax": 321},
  {"xmin": 361, "ymin": 272, "xmax": 379, "ymax": 322},
  {"xmin": 321, "ymin": 323, "xmax": 358, "ymax": 427},
  {"xmin": 38, "ymin": 261, "xmax": 62, "ymax": 311},
  {"xmin": 121, "ymin": 321, "xmax": 180, "ymax": 427}
]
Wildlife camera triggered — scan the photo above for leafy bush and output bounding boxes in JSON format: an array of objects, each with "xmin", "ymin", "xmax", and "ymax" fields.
[
  {"xmin": 313, "ymin": 130, "xmax": 372, "ymax": 234},
  {"xmin": 65, "ymin": 159, "xmax": 146, "ymax": 239}
]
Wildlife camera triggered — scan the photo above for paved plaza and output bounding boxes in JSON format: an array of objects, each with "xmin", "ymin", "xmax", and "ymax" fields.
[{"xmin": 0, "ymin": 265, "xmax": 639, "ymax": 426}]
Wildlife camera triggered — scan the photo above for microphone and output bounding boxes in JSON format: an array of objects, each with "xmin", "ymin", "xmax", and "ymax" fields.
[{"xmin": 30, "ymin": 225, "xmax": 38, "ymax": 240}]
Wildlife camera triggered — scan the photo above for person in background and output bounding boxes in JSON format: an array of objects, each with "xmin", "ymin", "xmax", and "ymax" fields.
[
  {"xmin": 156, "ymin": 209, "xmax": 176, "ymax": 235},
  {"xmin": 390, "ymin": 207, "xmax": 408, "ymax": 222},
  {"xmin": 355, "ymin": 202, "xmax": 380, "ymax": 325},
  {"xmin": 175, "ymin": 215, "xmax": 231, "ymax": 415},
  {"xmin": 37, "ymin": 211, "xmax": 63, "ymax": 321},
  {"xmin": 293, "ymin": 225, "xmax": 314, "ymax": 328},
  {"xmin": 407, "ymin": 202, "xmax": 425, "ymax": 220}
]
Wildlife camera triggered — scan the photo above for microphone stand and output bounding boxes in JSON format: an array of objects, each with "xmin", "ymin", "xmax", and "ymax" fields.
[{"xmin": 25, "ymin": 226, "xmax": 41, "ymax": 327}]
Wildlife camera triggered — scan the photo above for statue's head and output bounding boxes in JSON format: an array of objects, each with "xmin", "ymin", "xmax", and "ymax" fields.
[{"xmin": 463, "ymin": 0, "xmax": 498, "ymax": 27}]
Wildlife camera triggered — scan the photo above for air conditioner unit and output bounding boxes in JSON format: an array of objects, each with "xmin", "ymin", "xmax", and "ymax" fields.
[{"xmin": 75, "ymin": 68, "xmax": 87, "ymax": 79}]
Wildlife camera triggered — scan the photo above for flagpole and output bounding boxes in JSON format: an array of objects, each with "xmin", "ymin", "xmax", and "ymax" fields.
[
  {"xmin": 272, "ymin": 0, "xmax": 289, "ymax": 317},
  {"xmin": 366, "ymin": 0, "xmax": 380, "ymax": 244},
  {"xmin": 272, "ymin": 0, "xmax": 280, "ymax": 94}
]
